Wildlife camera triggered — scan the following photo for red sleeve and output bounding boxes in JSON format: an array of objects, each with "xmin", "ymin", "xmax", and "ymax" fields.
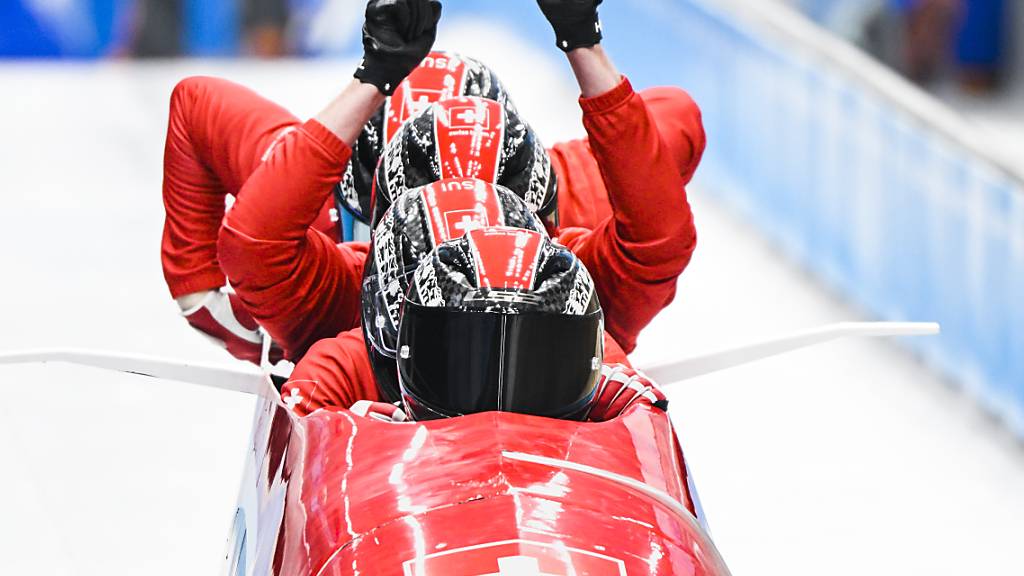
[
  {"xmin": 551, "ymin": 85, "xmax": 705, "ymax": 231},
  {"xmin": 549, "ymin": 139, "xmax": 608, "ymax": 230},
  {"xmin": 639, "ymin": 86, "xmax": 706, "ymax": 184},
  {"xmin": 602, "ymin": 332, "xmax": 631, "ymax": 367},
  {"xmin": 280, "ymin": 329, "xmax": 380, "ymax": 416},
  {"xmin": 218, "ymin": 119, "xmax": 367, "ymax": 360},
  {"xmin": 558, "ymin": 77, "xmax": 700, "ymax": 353},
  {"xmin": 161, "ymin": 76, "xmax": 301, "ymax": 298}
]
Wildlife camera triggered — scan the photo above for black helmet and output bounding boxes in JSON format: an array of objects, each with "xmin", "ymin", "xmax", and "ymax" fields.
[
  {"xmin": 398, "ymin": 227, "xmax": 603, "ymax": 420},
  {"xmin": 361, "ymin": 179, "xmax": 548, "ymax": 401},
  {"xmin": 371, "ymin": 96, "xmax": 558, "ymax": 229},
  {"xmin": 335, "ymin": 51, "xmax": 518, "ymax": 225}
]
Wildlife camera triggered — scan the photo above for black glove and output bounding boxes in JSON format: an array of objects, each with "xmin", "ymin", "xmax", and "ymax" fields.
[
  {"xmin": 354, "ymin": 0, "xmax": 442, "ymax": 95},
  {"xmin": 537, "ymin": 0, "xmax": 603, "ymax": 52}
]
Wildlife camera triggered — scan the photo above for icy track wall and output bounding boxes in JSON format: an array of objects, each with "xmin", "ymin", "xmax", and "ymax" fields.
[{"xmin": 438, "ymin": 0, "xmax": 1024, "ymax": 438}]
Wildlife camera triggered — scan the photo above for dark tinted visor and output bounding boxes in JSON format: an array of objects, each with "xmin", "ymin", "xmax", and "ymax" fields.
[{"xmin": 398, "ymin": 303, "xmax": 603, "ymax": 419}]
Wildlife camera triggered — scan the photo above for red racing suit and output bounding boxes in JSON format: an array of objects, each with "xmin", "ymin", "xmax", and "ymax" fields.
[
  {"xmin": 161, "ymin": 77, "xmax": 339, "ymax": 299},
  {"xmin": 162, "ymin": 75, "xmax": 704, "ymax": 415}
]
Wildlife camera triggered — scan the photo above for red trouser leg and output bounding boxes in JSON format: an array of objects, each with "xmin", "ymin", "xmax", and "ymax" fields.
[
  {"xmin": 217, "ymin": 120, "xmax": 365, "ymax": 360},
  {"xmin": 161, "ymin": 76, "xmax": 301, "ymax": 298}
]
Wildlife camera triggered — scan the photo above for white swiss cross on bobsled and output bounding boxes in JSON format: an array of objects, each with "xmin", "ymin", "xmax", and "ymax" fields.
[{"xmin": 401, "ymin": 539, "xmax": 626, "ymax": 575}]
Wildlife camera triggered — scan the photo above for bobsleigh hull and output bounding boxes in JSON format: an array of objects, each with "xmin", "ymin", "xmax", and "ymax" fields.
[{"xmin": 228, "ymin": 391, "xmax": 730, "ymax": 576}]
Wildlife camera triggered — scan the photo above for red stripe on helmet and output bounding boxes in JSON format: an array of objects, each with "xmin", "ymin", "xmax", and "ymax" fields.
[
  {"xmin": 419, "ymin": 179, "xmax": 506, "ymax": 247},
  {"xmin": 384, "ymin": 51, "xmax": 470, "ymax": 143},
  {"xmin": 466, "ymin": 227, "xmax": 544, "ymax": 291},
  {"xmin": 434, "ymin": 97, "xmax": 504, "ymax": 184}
]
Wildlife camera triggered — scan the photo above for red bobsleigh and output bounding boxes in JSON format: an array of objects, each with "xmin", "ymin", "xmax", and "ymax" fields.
[
  {"xmin": 226, "ymin": 386, "xmax": 727, "ymax": 575},
  {"xmin": 0, "ymin": 322, "xmax": 939, "ymax": 575}
]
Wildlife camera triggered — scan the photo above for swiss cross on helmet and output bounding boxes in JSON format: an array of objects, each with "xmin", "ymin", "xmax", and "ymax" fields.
[
  {"xmin": 398, "ymin": 227, "xmax": 603, "ymax": 421},
  {"xmin": 371, "ymin": 96, "xmax": 558, "ymax": 230},
  {"xmin": 334, "ymin": 51, "xmax": 518, "ymax": 225},
  {"xmin": 361, "ymin": 179, "xmax": 548, "ymax": 402}
]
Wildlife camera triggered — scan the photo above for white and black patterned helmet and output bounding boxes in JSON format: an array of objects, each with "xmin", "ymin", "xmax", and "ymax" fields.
[
  {"xmin": 371, "ymin": 96, "xmax": 558, "ymax": 229},
  {"xmin": 334, "ymin": 51, "xmax": 517, "ymax": 225},
  {"xmin": 398, "ymin": 227, "xmax": 603, "ymax": 421},
  {"xmin": 361, "ymin": 179, "xmax": 547, "ymax": 401}
]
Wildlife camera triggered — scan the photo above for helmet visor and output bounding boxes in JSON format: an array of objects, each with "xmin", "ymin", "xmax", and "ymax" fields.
[{"xmin": 397, "ymin": 303, "xmax": 603, "ymax": 419}]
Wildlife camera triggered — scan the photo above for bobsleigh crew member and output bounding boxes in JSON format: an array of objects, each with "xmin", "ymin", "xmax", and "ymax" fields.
[
  {"xmin": 333, "ymin": 0, "xmax": 699, "ymax": 421},
  {"xmin": 160, "ymin": 8, "xmax": 703, "ymax": 368},
  {"xmin": 159, "ymin": 48, "xmax": 511, "ymax": 363},
  {"xmin": 214, "ymin": 8, "xmax": 644, "ymax": 412},
  {"xmin": 221, "ymin": 0, "xmax": 701, "ymax": 417},
  {"xmin": 220, "ymin": 95, "xmax": 587, "ymax": 373},
  {"xmin": 379, "ymin": 226, "xmax": 668, "ymax": 422},
  {"xmin": 349, "ymin": 3, "xmax": 707, "ymax": 357},
  {"xmin": 536, "ymin": 0, "xmax": 704, "ymax": 355},
  {"xmin": 160, "ymin": 50, "xmax": 516, "ymax": 364}
]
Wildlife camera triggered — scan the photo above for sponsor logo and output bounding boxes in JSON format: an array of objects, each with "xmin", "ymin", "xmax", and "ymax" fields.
[
  {"xmin": 420, "ymin": 54, "xmax": 464, "ymax": 72},
  {"xmin": 463, "ymin": 289, "xmax": 544, "ymax": 307},
  {"xmin": 421, "ymin": 180, "xmax": 504, "ymax": 245},
  {"xmin": 437, "ymin": 179, "xmax": 480, "ymax": 192}
]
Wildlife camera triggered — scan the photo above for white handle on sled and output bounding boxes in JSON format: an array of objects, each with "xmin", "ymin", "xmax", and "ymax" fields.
[
  {"xmin": 0, "ymin": 348, "xmax": 268, "ymax": 394},
  {"xmin": 0, "ymin": 322, "xmax": 939, "ymax": 393},
  {"xmin": 641, "ymin": 322, "xmax": 940, "ymax": 385}
]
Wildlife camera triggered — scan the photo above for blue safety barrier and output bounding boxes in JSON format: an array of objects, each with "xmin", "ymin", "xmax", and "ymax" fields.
[{"xmin": 0, "ymin": 0, "xmax": 123, "ymax": 57}]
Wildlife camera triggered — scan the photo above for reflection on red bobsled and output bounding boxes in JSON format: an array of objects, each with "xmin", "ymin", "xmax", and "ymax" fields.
[
  {"xmin": 2, "ymin": 324, "xmax": 939, "ymax": 574},
  {"xmin": 228, "ymin": 386, "xmax": 730, "ymax": 576}
]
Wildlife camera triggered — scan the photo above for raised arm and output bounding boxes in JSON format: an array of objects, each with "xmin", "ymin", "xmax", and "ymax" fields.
[
  {"xmin": 225, "ymin": 0, "xmax": 443, "ymax": 243},
  {"xmin": 539, "ymin": 0, "xmax": 704, "ymax": 353},
  {"xmin": 567, "ymin": 45, "xmax": 620, "ymax": 98},
  {"xmin": 536, "ymin": 0, "xmax": 619, "ymax": 95},
  {"xmin": 217, "ymin": 0, "xmax": 442, "ymax": 359}
]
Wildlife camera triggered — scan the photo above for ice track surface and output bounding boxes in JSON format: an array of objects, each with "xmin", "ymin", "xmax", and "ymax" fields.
[{"xmin": 2, "ymin": 23, "xmax": 1023, "ymax": 576}]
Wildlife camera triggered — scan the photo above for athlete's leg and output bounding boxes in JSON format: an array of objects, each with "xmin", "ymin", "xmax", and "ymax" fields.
[{"xmin": 161, "ymin": 76, "xmax": 300, "ymax": 298}]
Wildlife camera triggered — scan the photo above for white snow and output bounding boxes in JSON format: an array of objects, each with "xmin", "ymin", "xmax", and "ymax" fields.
[{"xmin": 0, "ymin": 21, "xmax": 1022, "ymax": 576}]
